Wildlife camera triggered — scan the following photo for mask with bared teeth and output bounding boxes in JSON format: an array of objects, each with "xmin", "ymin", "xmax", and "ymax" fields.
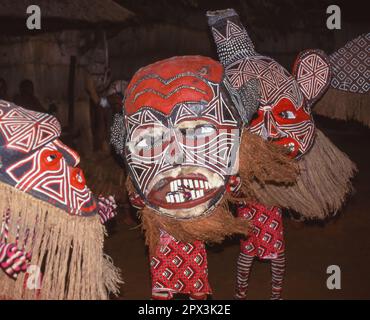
[
  {"xmin": 115, "ymin": 56, "xmax": 261, "ymax": 219},
  {"xmin": 112, "ymin": 55, "xmax": 298, "ymax": 250}
]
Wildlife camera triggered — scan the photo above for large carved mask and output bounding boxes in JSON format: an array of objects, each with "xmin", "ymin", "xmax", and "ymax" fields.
[
  {"xmin": 208, "ymin": 9, "xmax": 331, "ymax": 159},
  {"xmin": 0, "ymin": 100, "xmax": 97, "ymax": 216},
  {"xmin": 112, "ymin": 56, "xmax": 259, "ymax": 219}
]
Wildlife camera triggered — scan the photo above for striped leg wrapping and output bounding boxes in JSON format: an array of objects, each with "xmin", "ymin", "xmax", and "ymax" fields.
[
  {"xmin": 271, "ymin": 252, "xmax": 285, "ymax": 300},
  {"xmin": 235, "ymin": 252, "xmax": 254, "ymax": 299}
]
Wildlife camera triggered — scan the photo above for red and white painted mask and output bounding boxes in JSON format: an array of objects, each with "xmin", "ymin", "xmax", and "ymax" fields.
[
  {"xmin": 112, "ymin": 56, "xmax": 259, "ymax": 219},
  {"xmin": 208, "ymin": 9, "xmax": 331, "ymax": 159},
  {"xmin": 0, "ymin": 100, "xmax": 97, "ymax": 216}
]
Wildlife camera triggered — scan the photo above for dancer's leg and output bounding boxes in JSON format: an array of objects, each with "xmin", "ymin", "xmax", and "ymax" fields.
[{"xmin": 235, "ymin": 252, "xmax": 254, "ymax": 299}]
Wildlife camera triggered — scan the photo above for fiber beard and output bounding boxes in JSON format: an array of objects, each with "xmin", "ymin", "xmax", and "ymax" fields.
[{"xmin": 249, "ymin": 129, "xmax": 357, "ymax": 219}]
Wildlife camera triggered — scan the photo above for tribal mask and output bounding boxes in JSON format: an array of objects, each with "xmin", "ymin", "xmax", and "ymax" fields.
[
  {"xmin": 208, "ymin": 9, "xmax": 331, "ymax": 159},
  {"xmin": 112, "ymin": 56, "xmax": 259, "ymax": 219},
  {"xmin": 0, "ymin": 100, "xmax": 97, "ymax": 216}
]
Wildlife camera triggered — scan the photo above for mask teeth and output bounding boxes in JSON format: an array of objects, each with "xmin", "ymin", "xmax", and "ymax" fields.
[{"xmin": 166, "ymin": 178, "xmax": 209, "ymax": 203}]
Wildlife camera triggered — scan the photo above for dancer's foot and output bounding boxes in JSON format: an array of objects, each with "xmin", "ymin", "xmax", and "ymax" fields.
[
  {"xmin": 189, "ymin": 293, "xmax": 208, "ymax": 300},
  {"xmin": 234, "ymin": 291, "xmax": 247, "ymax": 300},
  {"xmin": 152, "ymin": 291, "xmax": 172, "ymax": 300},
  {"xmin": 271, "ymin": 290, "xmax": 283, "ymax": 300}
]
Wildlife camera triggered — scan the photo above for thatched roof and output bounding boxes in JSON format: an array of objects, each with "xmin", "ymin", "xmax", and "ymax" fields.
[
  {"xmin": 118, "ymin": 0, "xmax": 368, "ymax": 34},
  {"xmin": 0, "ymin": 0, "xmax": 135, "ymax": 34}
]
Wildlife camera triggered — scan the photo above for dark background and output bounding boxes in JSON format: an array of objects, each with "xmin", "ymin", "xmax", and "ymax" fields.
[
  {"xmin": 0, "ymin": 0, "xmax": 369, "ymax": 300},
  {"xmin": 110, "ymin": 0, "xmax": 369, "ymax": 77}
]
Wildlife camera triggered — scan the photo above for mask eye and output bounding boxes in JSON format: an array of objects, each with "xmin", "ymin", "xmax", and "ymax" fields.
[
  {"xmin": 41, "ymin": 150, "xmax": 62, "ymax": 168},
  {"xmin": 183, "ymin": 125, "xmax": 216, "ymax": 139},
  {"xmin": 195, "ymin": 125, "xmax": 216, "ymax": 136},
  {"xmin": 76, "ymin": 172, "xmax": 83, "ymax": 183},
  {"xmin": 279, "ymin": 110, "xmax": 296, "ymax": 119},
  {"xmin": 135, "ymin": 132, "xmax": 166, "ymax": 151},
  {"xmin": 136, "ymin": 137, "xmax": 150, "ymax": 149},
  {"xmin": 71, "ymin": 167, "xmax": 86, "ymax": 189},
  {"xmin": 47, "ymin": 154, "xmax": 57, "ymax": 162}
]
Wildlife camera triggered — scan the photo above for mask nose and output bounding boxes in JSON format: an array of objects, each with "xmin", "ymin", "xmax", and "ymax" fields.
[
  {"xmin": 269, "ymin": 119, "xmax": 279, "ymax": 136},
  {"xmin": 54, "ymin": 139, "xmax": 80, "ymax": 167},
  {"xmin": 263, "ymin": 110, "xmax": 285, "ymax": 140},
  {"xmin": 164, "ymin": 129, "xmax": 185, "ymax": 166}
]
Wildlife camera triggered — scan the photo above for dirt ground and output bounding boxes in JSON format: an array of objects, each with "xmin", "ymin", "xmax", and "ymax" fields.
[{"xmin": 104, "ymin": 116, "xmax": 370, "ymax": 300}]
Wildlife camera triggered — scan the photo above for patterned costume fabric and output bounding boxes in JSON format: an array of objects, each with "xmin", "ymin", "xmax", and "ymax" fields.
[
  {"xmin": 98, "ymin": 195, "xmax": 118, "ymax": 224},
  {"xmin": 208, "ymin": 8, "xmax": 331, "ymax": 160},
  {"xmin": 227, "ymin": 178, "xmax": 286, "ymax": 298},
  {"xmin": 150, "ymin": 230, "xmax": 211, "ymax": 298},
  {"xmin": 0, "ymin": 209, "xmax": 31, "ymax": 279},
  {"xmin": 329, "ymin": 33, "xmax": 370, "ymax": 94},
  {"xmin": 237, "ymin": 203, "xmax": 284, "ymax": 259},
  {"xmin": 0, "ymin": 100, "xmax": 97, "ymax": 216},
  {"xmin": 0, "ymin": 243, "xmax": 31, "ymax": 279}
]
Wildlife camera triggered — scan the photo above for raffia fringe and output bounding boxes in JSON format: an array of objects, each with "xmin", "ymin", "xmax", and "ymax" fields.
[
  {"xmin": 314, "ymin": 88, "xmax": 370, "ymax": 128},
  {"xmin": 140, "ymin": 196, "xmax": 250, "ymax": 256},
  {"xmin": 0, "ymin": 182, "xmax": 122, "ymax": 300},
  {"xmin": 238, "ymin": 131, "xmax": 299, "ymax": 199},
  {"xmin": 248, "ymin": 130, "xmax": 357, "ymax": 219}
]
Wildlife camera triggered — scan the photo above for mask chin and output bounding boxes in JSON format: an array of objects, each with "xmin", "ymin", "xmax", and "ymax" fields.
[{"xmin": 143, "ymin": 167, "xmax": 226, "ymax": 220}]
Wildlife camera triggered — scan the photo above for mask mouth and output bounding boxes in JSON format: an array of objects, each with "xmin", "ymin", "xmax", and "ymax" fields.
[{"xmin": 145, "ymin": 167, "xmax": 224, "ymax": 216}]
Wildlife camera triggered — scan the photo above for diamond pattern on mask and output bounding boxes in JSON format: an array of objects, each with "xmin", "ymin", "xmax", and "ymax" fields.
[{"xmin": 330, "ymin": 33, "xmax": 370, "ymax": 93}]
